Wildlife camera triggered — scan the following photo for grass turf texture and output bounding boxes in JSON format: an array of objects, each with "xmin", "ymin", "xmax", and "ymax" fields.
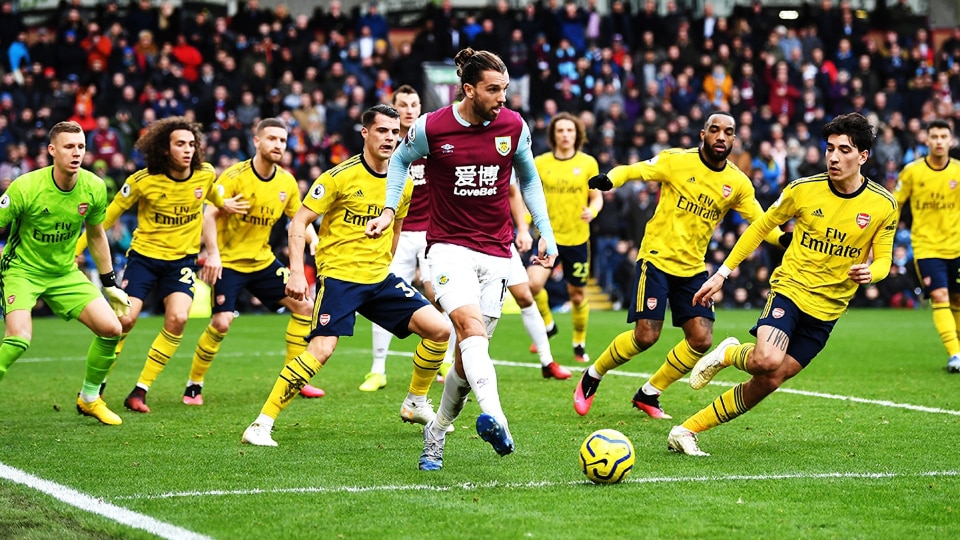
[{"xmin": 2, "ymin": 308, "xmax": 959, "ymax": 538}]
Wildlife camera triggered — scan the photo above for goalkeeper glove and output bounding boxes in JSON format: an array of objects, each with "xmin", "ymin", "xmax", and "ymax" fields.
[
  {"xmin": 101, "ymin": 271, "xmax": 131, "ymax": 318},
  {"xmin": 587, "ymin": 173, "xmax": 613, "ymax": 191},
  {"xmin": 779, "ymin": 232, "xmax": 793, "ymax": 249}
]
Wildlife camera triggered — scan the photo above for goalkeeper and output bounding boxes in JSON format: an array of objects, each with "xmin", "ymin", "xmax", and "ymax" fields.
[{"xmin": 0, "ymin": 121, "xmax": 131, "ymax": 425}]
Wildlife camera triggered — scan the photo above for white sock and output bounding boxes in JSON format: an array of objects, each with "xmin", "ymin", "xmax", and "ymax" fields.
[
  {"xmin": 433, "ymin": 368, "xmax": 470, "ymax": 435},
  {"xmin": 521, "ymin": 304, "xmax": 553, "ymax": 366},
  {"xmin": 587, "ymin": 365, "xmax": 602, "ymax": 379},
  {"xmin": 459, "ymin": 335, "xmax": 508, "ymax": 429},
  {"xmin": 443, "ymin": 316, "xmax": 457, "ymax": 364},
  {"xmin": 79, "ymin": 391, "xmax": 98, "ymax": 404},
  {"xmin": 642, "ymin": 381, "xmax": 661, "ymax": 395},
  {"xmin": 255, "ymin": 413, "xmax": 275, "ymax": 429},
  {"xmin": 406, "ymin": 392, "xmax": 425, "ymax": 404},
  {"xmin": 370, "ymin": 323, "xmax": 391, "ymax": 374},
  {"xmin": 187, "ymin": 379, "xmax": 203, "ymax": 387}
]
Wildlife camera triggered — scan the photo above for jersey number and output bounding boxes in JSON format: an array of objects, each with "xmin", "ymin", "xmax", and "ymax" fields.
[
  {"xmin": 571, "ymin": 262, "xmax": 589, "ymax": 280},
  {"xmin": 394, "ymin": 281, "xmax": 417, "ymax": 298},
  {"xmin": 277, "ymin": 266, "xmax": 291, "ymax": 284}
]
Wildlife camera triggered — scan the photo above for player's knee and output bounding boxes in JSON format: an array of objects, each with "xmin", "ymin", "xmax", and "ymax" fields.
[
  {"xmin": 165, "ymin": 311, "xmax": 190, "ymax": 333},
  {"xmin": 511, "ymin": 288, "xmax": 534, "ymax": 307},
  {"xmin": 633, "ymin": 325, "xmax": 660, "ymax": 349},
  {"xmin": 687, "ymin": 334, "xmax": 713, "ymax": 353},
  {"xmin": 569, "ymin": 288, "xmax": 586, "ymax": 305},
  {"xmin": 99, "ymin": 319, "xmax": 123, "ymax": 339},
  {"xmin": 748, "ymin": 350, "xmax": 782, "ymax": 375},
  {"xmin": 210, "ymin": 316, "xmax": 233, "ymax": 334}
]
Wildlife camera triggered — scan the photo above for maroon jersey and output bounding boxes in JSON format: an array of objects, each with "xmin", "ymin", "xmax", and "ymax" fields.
[
  {"xmin": 401, "ymin": 158, "xmax": 430, "ymax": 232},
  {"xmin": 422, "ymin": 105, "xmax": 523, "ymax": 258}
]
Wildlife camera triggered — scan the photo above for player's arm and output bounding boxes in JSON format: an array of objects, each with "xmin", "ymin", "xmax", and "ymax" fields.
[
  {"xmin": 305, "ymin": 223, "xmax": 319, "ymax": 256},
  {"xmin": 367, "ymin": 116, "xmax": 429, "ymax": 238},
  {"xmin": 891, "ymin": 168, "xmax": 911, "ymax": 208},
  {"xmin": 850, "ymin": 205, "xmax": 898, "ymax": 285},
  {"xmin": 515, "ymin": 123, "xmax": 557, "ymax": 266},
  {"xmin": 86, "ymin": 222, "xmax": 130, "ymax": 317},
  {"xmin": 76, "ymin": 198, "xmax": 125, "ymax": 257},
  {"xmin": 694, "ymin": 192, "xmax": 794, "ymax": 306},
  {"xmin": 198, "ymin": 204, "xmax": 222, "ymax": 286},
  {"xmin": 587, "ymin": 154, "xmax": 662, "ymax": 191},
  {"xmin": 736, "ymin": 195, "xmax": 789, "ymax": 248},
  {"xmin": 508, "ymin": 182, "xmax": 533, "ymax": 251},
  {"xmin": 206, "ymin": 183, "xmax": 249, "ymax": 215},
  {"xmin": 391, "ymin": 218, "xmax": 404, "ymax": 255},
  {"xmin": 286, "ymin": 204, "xmax": 321, "ymax": 301},
  {"xmin": 582, "ymin": 187, "xmax": 602, "ymax": 222}
]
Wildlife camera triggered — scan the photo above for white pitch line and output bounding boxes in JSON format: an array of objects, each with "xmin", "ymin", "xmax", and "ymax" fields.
[
  {"xmin": 0, "ymin": 461, "xmax": 212, "ymax": 540},
  {"xmin": 113, "ymin": 470, "xmax": 960, "ymax": 501},
  {"xmin": 20, "ymin": 348, "xmax": 960, "ymax": 416}
]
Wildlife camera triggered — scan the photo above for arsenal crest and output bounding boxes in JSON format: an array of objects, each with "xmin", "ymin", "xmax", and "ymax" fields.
[
  {"xmin": 646, "ymin": 297, "xmax": 657, "ymax": 310},
  {"xmin": 950, "ymin": 180, "xmax": 958, "ymax": 190},
  {"xmin": 772, "ymin": 307, "xmax": 785, "ymax": 319},
  {"xmin": 319, "ymin": 313, "xmax": 331, "ymax": 326},
  {"xmin": 495, "ymin": 136, "xmax": 512, "ymax": 156},
  {"xmin": 6, "ymin": 294, "xmax": 14, "ymax": 305},
  {"xmin": 216, "ymin": 295, "xmax": 226, "ymax": 305},
  {"xmin": 279, "ymin": 191, "xmax": 287, "ymax": 202},
  {"xmin": 78, "ymin": 202, "xmax": 88, "ymax": 216},
  {"xmin": 722, "ymin": 185, "xmax": 732, "ymax": 198},
  {"xmin": 194, "ymin": 187, "xmax": 204, "ymax": 199},
  {"xmin": 856, "ymin": 213, "xmax": 870, "ymax": 229}
]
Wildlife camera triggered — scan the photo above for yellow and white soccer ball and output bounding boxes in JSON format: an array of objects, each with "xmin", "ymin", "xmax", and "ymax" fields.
[{"xmin": 579, "ymin": 429, "xmax": 635, "ymax": 484}]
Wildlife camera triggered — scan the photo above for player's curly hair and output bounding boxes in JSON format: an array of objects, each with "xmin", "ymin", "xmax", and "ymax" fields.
[
  {"xmin": 822, "ymin": 112, "xmax": 875, "ymax": 153},
  {"xmin": 547, "ymin": 112, "xmax": 587, "ymax": 153},
  {"xmin": 134, "ymin": 116, "xmax": 205, "ymax": 175},
  {"xmin": 454, "ymin": 48, "xmax": 506, "ymax": 98}
]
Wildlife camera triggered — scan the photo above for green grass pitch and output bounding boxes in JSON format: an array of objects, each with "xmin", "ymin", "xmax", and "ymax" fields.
[{"xmin": 2, "ymin": 307, "xmax": 959, "ymax": 539}]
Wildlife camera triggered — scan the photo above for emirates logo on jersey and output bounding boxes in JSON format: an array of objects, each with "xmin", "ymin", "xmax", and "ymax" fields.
[
  {"xmin": 78, "ymin": 202, "xmax": 88, "ymax": 216},
  {"xmin": 772, "ymin": 307, "xmax": 785, "ymax": 319},
  {"xmin": 722, "ymin": 185, "xmax": 732, "ymax": 198},
  {"xmin": 279, "ymin": 191, "xmax": 287, "ymax": 202},
  {"xmin": 194, "ymin": 187, "xmax": 204, "ymax": 199},
  {"xmin": 950, "ymin": 180, "xmax": 958, "ymax": 190},
  {"xmin": 856, "ymin": 213, "xmax": 871, "ymax": 229},
  {"xmin": 6, "ymin": 294, "xmax": 14, "ymax": 305},
  {"xmin": 646, "ymin": 297, "xmax": 657, "ymax": 310},
  {"xmin": 319, "ymin": 314, "xmax": 331, "ymax": 326}
]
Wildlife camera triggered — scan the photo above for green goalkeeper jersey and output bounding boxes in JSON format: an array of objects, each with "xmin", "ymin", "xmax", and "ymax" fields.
[{"xmin": 0, "ymin": 166, "xmax": 107, "ymax": 277}]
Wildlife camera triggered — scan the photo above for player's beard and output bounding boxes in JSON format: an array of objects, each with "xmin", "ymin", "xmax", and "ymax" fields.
[
  {"xmin": 702, "ymin": 143, "xmax": 732, "ymax": 163},
  {"xmin": 473, "ymin": 99, "xmax": 499, "ymax": 123}
]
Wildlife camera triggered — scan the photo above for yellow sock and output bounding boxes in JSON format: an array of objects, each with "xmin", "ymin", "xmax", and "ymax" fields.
[
  {"xmin": 114, "ymin": 332, "xmax": 129, "ymax": 357},
  {"xmin": 594, "ymin": 331, "xmax": 643, "ymax": 376},
  {"xmin": 953, "ymin": 306, "xmax": 960, "ymax": 342},
  {"xmin": 727, "ymin": 343, "xmax": 755, "ymax": 371},
  {"xmin": 261, "ymin": 351, "xmax": 323, "ymax": 419},
  {"xmin": 682, "ymin": 383, "xmax": 750, "ymax": 433},
  {"xmin": 137, "ymin": 329, "xmax": 182, "ymax": 389},
  {"xmin": 571, "ymin": 298, "xmax": 589, "ymax": 345},
  {"xmin": 648, "ymin": 339, "xmax": 704, "ymax": 392},
  {"xmin": 408, "ymin": 339, "xmax": 447, "ymax": 396},
  {"xmin": 285, "ymin": 313, "xmax": 312, "ymax": 363},
  {"xmin": 932, "ymin": 302, "xmax": 960, "ymax": 356},
  {"xmin": 188, "ymin": 325, "xmax": 226, "ymax": 383},
  {"xmin": 534, "ymin": 288, "xmax": 554, "ymax": 328}
]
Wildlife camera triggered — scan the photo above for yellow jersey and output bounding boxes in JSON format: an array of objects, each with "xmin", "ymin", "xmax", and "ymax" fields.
[
  {"xmin": 894, "ymin": 157, "xmax": 960, "ymax": 259},
  {"xmin": 215, "ymin": 160, "xmax": 301, "ymax": 273},
  {"xmin": 106, "ymin": 163, "xmax": 224, "ymax": 260},
  {"xmin": 727, "ymin": 174, "xmax": 898, "ymax": 320},
  {"xmin": 535, "ymin": 151, "xmax": 599, "ymax": 246},
  {"xmin": 608, "ymin": 148, "xmax": 769, "ymax": 276},
  {"xmin": 303, "ymin": 154, "xmax": 413, "ymax": 284}
]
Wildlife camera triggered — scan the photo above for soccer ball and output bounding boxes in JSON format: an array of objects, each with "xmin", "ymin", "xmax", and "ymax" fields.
[{"xmin": 579, "ymin": 429, "xmax": 635, "ymax": 484}]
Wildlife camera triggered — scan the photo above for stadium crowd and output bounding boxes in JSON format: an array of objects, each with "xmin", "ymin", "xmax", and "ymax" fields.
[{"xmin": 0, "ymin": 0, "xmax": 957, "ymax": 313}]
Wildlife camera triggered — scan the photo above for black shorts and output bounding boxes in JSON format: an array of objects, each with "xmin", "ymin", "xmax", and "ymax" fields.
[{"xmin": 627, "ymin": 259, "xmax": 715, "ymax": 327}]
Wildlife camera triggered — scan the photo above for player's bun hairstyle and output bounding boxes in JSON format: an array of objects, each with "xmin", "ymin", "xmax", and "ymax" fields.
[
  {"xmin": 822, "ymin": 112, "xmax": 875, "ymax": 153},
  {"xmin": 547, "ymin": 112, "xmax": 587, "ymax": 152},
  {"xmin": 454, "ymin": 48, "xmax": 507, "ymax": 98},
  {"xmin": 48, "ymin": 121, "xmax": 83, "ymax": 142},
  {"xmin": 135, "ymin": 116, "xmax": 205, "ymax": 174},
  {"xmin": 361, "ymin": 103, "xmax": 400, "ymax": 128},
  {"xmin": 256, "ymin": 117, "xmax": 288, "ymax": 134}
]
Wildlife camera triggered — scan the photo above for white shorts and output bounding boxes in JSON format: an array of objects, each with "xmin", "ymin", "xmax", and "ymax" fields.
[
  {"xmin": 428, "ymin": 243, "xmax": 510, "ymax": 322},
  {"xmin": 507, "ymin": 244, "xmax": 529, "ymax": 287},
  {"xmin": 389, "ymin": 230, "xmax": 430, "ymax": 284}
]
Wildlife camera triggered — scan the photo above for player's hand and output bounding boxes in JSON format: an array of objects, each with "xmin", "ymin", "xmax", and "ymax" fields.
[
  {"xmin": 515, "ymin": 228, "xmax": 533, "ymax": 252},
  {"xmin": 286, "ymin": 272, "xmax": 309, "ymax": 301},
  {"xmin": 221, "ymin": 194, "xmax": 250, "ymax": 215},
  {"xmin": 531, "ymin": 237, "xmax": 557, "ymax": 268},
  {"xmin": 778, "ymin": 232, "xmax": 793, "ymax": 249},
  {"xmin": 693, "ymin": 273, "xmax": 725, "ymax": 307},
  {"xmin": 581, "ymin": 206, "xmax": 596, "ymax": 222},
  {"xmin": 309, "ymin": 236, "xmax": 319, "ymax": 256},
  {"xmin": 199, "ymin": 251, "xmax": 222, "ymax": 286},
  {"xmin": 103, "ymin": 286, "xmax": 131, "ymax": 318},
  {"xmin": 587, "ymin": 173, "xmax": 613, "ymax": 191},
  {"xmin": 365, "ymin": 210, "xmax": 394, "ymax": 238},
  {"xmin": 848, "ymin": 263, "xmax": 872, "ymax": 284}
]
